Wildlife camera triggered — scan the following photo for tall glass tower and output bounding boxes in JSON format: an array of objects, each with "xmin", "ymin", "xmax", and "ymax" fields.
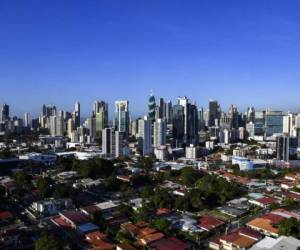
[{"xmin": 148, "ymin": 93, "xmax": 156, "ymax": 122}]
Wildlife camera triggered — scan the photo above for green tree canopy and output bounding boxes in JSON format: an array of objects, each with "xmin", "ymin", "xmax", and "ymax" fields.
[
  {"xmin": 36, "ymin": 177, "xmax": 52, "ymax": 198},
  {"xmin": 278, "ymin": 218, "xmax": 300, "ymax": 238},
  {"xmin": 152, "ymin": 218, "xmax": 171, "ymax": 235},
  {"xmin": 35, "ymin": 233, "xmax": 60, "ymax": 250}
]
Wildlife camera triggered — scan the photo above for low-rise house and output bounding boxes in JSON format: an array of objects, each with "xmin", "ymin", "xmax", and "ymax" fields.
[
  {"xmin": 249, "ymin": 197, "xmax": 280, "ymax": 209},
  {"xmin": 209, "ymin": 228, "xmax": 262, "ymax": 250},
  {"xmin": 120, "ymin": 222, "xmax": 165, "ymax": 247},
  {"xmin": 116, "ymin": 243, "xmax": 137, "ymax": 250},
  {"xmin": 197, "ymin": 216, "xmax": 225, "ymax": 232},
  {"xmin": 30, "ymin": 198, "xmax": 73, "ymax": 216},
  {"xmin": 218, "ymin": 206, "xmax": 248, "ymax": 218},
  {"xmin": 249, "ymin": 236, "xmax": 300, "ymax": 250},
  {"xmin": 149, "ymin": 237, "xmax": 189, "ymax": 250},
  {"xmin": 85, "ymin": 230, "xmax": 115, "ymax": 250},
  {"xmin": 246, "ymin": 213, "xmax": 284, "ymax": 237}
]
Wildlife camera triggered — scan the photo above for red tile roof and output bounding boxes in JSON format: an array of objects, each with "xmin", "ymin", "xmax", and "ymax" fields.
[
  {"xmin": 156, "ymin": 208, "xmax": 171, "ymax": 216},
  {"xmin": 0, "ymin": 211, "xmax": 13, "ymax": 220},
  {"xmin": 60, "ymin": 211, "xmax": 89, "ymax": 225},
  {"xmin": 198, "ymin": 216, "xmax": 224, "ymax": 231},
  {"xmin": 256, "ymin": 197, "xmax": 279, "ymax": 205},
  {"xmin": 150, "ymin": 237, "xmax": 189, "ymax": 250}
]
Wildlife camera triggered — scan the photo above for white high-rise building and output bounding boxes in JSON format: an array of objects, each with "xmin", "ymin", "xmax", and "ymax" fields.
[
  {"xmin": 74, "ymin": 101, "xmax": 81, "ymax": 129},
  {"xmin": 67, "ymin": 118, "xmax": 74, "ymax": 139},
  {"xmin": 49, "ymin": 116, "xmax": 56, "ymax": 136},
  {"xmin": 283, "ymin": 113, "xmax": 295, "ymax": 136},
  {"xmin": 24, "ymin": 112, "xmax": 30, "ymax": 128},
  {"xmin": 56, "ymin": 111, "xmax": 65, "ymax": 136},
  {"xmin": 102, "ymin": 128, "xmax": 128, "ymax": 158},
  {"xmin": 138, "ymin": 116, "xmax": 152, "ymax": 156},
  {"xmin": 114, "ymin": 100, "xmax": 129, "ymax": 137},
  {"xmin": 154, "ymin": 118, "xmax": 166, "ymax": 148}
]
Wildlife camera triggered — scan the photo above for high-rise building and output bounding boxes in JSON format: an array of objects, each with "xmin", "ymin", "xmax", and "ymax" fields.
[
  {"xmin": 154, "ymin": 118, "xmax": 166, "ymax": 148},
  {"xmin": 102, "ymin": 127, "xmax": 112, "ymax": 156},
  {"xmin": 102, "ymin": 127, "xmax": 127, "ymax": 158},
  {"xmin": 172, "ymin": 104, "xmax": 184, "ymax": 147},
  {"xmin": 24, "ymin": 112, "xmax": 30, "ymax": 127},
  {"xmin": 276, "ymin": 134, "xmax": 298, "ymax": 162},
  {"xmin": 74, "ymin": 101, "xmax": 81, "ymax": 129},
  {"xmin": 283, "ymin": 113, "xmax": 295, "ymax": 136},
  {"xmin": 178, "ymin": 97, "xmax": 198, "ymax": 145},
  {"xmin": 148, "ymin": 94, "xmax": 156, "ymax": 122},
  {"xmin": 0, "ymin": 104, "xmax": 9, "ymax": 122},
  {"xmin": 114, "ymin": 100, "xmax": 129, "ymax": 137},
  {"xmin": 42, "ymin": 105, "xmax": 56, "ymax": 117},
  {"xmin": 246, "ymin": 107, "xmax": 255, "ymax": 123},
  {"xmin": 265, "ymin": 110, "xmax": 283, "ymax": 137},
  {"xmin": 228, "ymin": 105, "xmax": 239, "ymax": 129},
  {"xmin": 138, "ymin": 116, "xmax": 152, "ymax": 156},
  {"xmin": 94, "ymin": 101, "xmax": 108, "ymax": 138},
  {"xmin": 86, "ymin": 117, "xmax": 96, "ymax": 139},
  {"xmin": 157, "ymin": 98, "xmax": 165, "ymax": 119},
  {"xmin": 67, "ymin": 118, "xmax": 74, "ymax": 139},
  {"xmin": 49, "ymin": 116, "xmax": 57, "ymax": 136},
  {"xmin": 165, "ymin": 101, "xmax": 173, "ymax": 124},
  {"xmin": 208, "ymin": 100, "xmax": 220, "ymax": 127},
  {"xmin": 56, "ymin": 111, "xmax": 65, "ymax": 136}
]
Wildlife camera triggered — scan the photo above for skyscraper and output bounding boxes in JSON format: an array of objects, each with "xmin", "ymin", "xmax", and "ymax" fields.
[
  {"xmin": 148, "ymin": 94, "xmax": 156, "ymax": 122},
  {"xmin": 56, "ymin": 111, "xmax": 65, "ymax": 136},
  {"xmin": 208, "ymin": 100, "xmax": 220, "ymax": 127},
  {"xmin": 114, "ymin": 100, "xmax": 129, "ymax": 137},
  {"xmin": 24, "ymin": 112, "xmax": 30, "ymax": 128},
  {"xmin": 276, "ymin": 134, "xmax": 290, "ymax": 162},
  {"xmin": 102, "ymin": 127, "xmax": 127, "ymax": 158},
  {"xmin": 178, "ymin": 97, "xmax": 198, "ymax": 145},
  {"xmin": 172, "ymin": 104, "xmax": 184, "ymax": 147},
  {"xmin": 165, "ymin": 101, "xmax": 173, "ymax": 124},
  {"xmin": 154, "ymin": 118, "xmax": 166, "ymax": 147},
  {"xmin": 67, "ymin": 118, "xmax": 74, "ymax": 139},
  {"xmin": 265, "ymin": 109, "xmax": 283, "ymax": 137},
  {"xmin": 138, "ymin": 116, "xmax": 152, "ymax": 156},
  {"xmin": 94, "ymin": 101, "xmax": 108, "ymax": 138},
  {"xmin": 74, "ymin": 101, "xmax": 80, "ymax": 129},
  {"xmin": 0, "ymin": 104, "xmax": 9, "ymax": 122}
]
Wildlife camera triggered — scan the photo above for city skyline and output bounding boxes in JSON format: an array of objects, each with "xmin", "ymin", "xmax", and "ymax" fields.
[
  {"xmin": 1, "ymin": 97, "xmax": 300, "ymax": 120},
  {"xmin": 1, "ymin": 1, "xmax": 300, "ymax": 116}
]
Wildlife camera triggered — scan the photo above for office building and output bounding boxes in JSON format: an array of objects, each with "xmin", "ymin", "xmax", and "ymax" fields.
[
  {"xmin": 114, "ymin": 100, "xmax": 129, "ymax": 137},
  {"xmin": 24, "ymin": 112, "xmax": 30, "ymax": 128},
  {"xmin": 94, "ymin": 101, "xmax": 108, "ymax": 138},
  {"xmin": 148, "ymin": 94, "xmax": 156, "ymax": 122},
  {"xmin": 154, "ymin": 118, "xmax": 166, "ymax": 147},
  {"xmin": 276, "ymin": 134, "xmax": 298, "ymax": 162},
  {"xmin": 208, "ymin": 100, "xmax": 220, "ymax": 127},
  {"xmin": 265, "ymin": 109, "xmax": 283, "ymax": 137},
  {"xmin": 138, "ymin": 116, "xmax": 152, "ymax": 156},
  {"xmin": 0, "ymin": 103, "xmax": 9, "ymax": 122},
  {"xmin": 73, "ymin": 101, "xmax": 80, "ymax": 129}
]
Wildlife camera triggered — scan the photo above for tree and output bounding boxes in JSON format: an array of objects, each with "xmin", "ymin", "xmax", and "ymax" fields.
[
  {"xmin": 54, "ymin": 184, "xmax": 73, "ymax": 199},
  {"xmin": 14, "ymin": 171, "xmax": 32, "ymax": 192},
  {"xmin": 175, "ymin": 196, "xmax": 191, "ymax": 212},
  {"xmin": 151, "ymin": 188, "xmax": 173, "ymax": 209},
  {"xmin": 117, "ymin": 204, "xmax": 134, "ymax": 219},
  {"xmin": 36, "ymin": 177, "xmax": 52, "ymax": 198},
  {"xmin": 0, "ymin": 148, "xmax": 12, "ymax": 159},
  {"xmin": 91, "ymin": 210, "xmax": 105, "ymax": 229},
  {"xmin": 180, "ymin": 167, "xmax": 201, "ymax": 187},
  {"xmin": 278, "ymin": 218, "xmax": 300, "ymax": 238},
  {"xmin": 152, "ymin": 218, "xmax": 171, "ymax": 235},
  {"xmin": 35, "ymin": 233, "xmax": 60, "ymax": 250}
]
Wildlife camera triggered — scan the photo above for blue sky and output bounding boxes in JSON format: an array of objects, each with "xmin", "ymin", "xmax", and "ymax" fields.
[{"xmin": 1, "ymin": 0, "xmax": 300, "ymax": 118}]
